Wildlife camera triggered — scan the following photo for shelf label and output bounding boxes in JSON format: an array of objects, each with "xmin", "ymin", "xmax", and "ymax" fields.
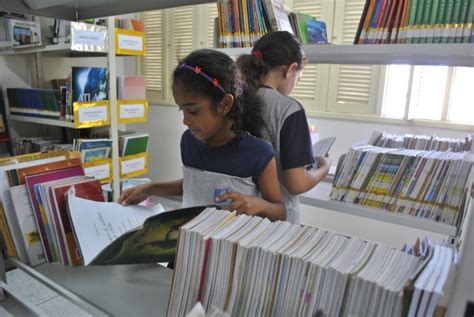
[
  {"xmin": 74, "ymin": 101, "xmax": 110, "ymax": 128},
  {"xmin": 121, "ymin": 157, "xmax": 145, "ymax": 174},
  {"xmin": 118, "ymin": 34, "xmax": 143, "ymax": 51},
  {"xmin": 115, "ymin": 29, "xmax": 146, "ymax": 56},
  {"xmin": 84, "ymin": 160, "xmax": 112, "ymax": 183},
  {"xmin": 71, "ymin": 22, "xmax": 108, "ymax": 52},
  {"xmin": 120, "ymin": 153, "xmax": 148, "ymax": 178},
  {"xmin": 118, "ymin": 100, "xmax": 148, "ymax": 123}
]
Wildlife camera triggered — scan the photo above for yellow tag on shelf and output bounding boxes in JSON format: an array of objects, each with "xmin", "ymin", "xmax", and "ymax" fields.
[
  {"xmin": 73, "ymin": 101, "xmax": 110, "ymax": 128},
  {"xmin": 119, "ymin": 152, "xmax": 148, "ymax": 179},
  {"xmin": 83, "ymin": 158, "xmax": 113, "ymax": 184},
  {"xmin": 117, "ymin": 99, "xmax": 148, "ymax": 123},
  {"xmin": 115, "ymin": 28, "xmax": 146, "ymax": 56}
]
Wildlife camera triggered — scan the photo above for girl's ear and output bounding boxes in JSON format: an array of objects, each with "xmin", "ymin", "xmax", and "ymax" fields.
[
  {"xmin": 218, "ymin": 93, "xmax": 235, "ymax": 116},
  {"xmin": 284, "ymin": 62, "xmax": 299, "ymax": 79}
]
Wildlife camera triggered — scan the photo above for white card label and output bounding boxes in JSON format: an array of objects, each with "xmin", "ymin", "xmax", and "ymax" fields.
[
  {"xmin": 84, "ymin": 164, "xmax": 110, "ymax": 180},
  {"xmin": 73, "ymin": 29, "xmax": 106, "ymax": 47},
  {"xmin": 120, "ymin": 104, "xmax": 145, "ymax": 119},
  {"xmin": 118, "ymin": 34, "xmax": 143, "ymax": 51},
  {"xmin": 78, "ymin": 106, "xmax": 108, "ymax": 123},
  {"xmin": 121, "ymin": 157, "xmax": 145, "ymax": 174}
]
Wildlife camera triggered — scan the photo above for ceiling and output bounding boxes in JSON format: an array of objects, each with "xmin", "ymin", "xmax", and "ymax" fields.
[{"xmin": 0, "ymin": 0, "xmax": 215, "ymax": 20}]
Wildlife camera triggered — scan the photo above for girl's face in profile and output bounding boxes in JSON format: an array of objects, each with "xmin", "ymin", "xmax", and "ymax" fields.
[{"xmin": 173, "ymin": 80, "xmax": 232, "ymax": 146}]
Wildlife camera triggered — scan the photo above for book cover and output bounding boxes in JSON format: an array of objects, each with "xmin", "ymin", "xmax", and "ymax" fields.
[
  {"xmin": 16, "ymin": 158, "xmax": 82, "ymax": 185},
  {"xmin": 117, "ymin": 76, "xmax": 146, "ymax": 100},
  {"xmin": 263, "ymin": 0, "xmax": 294, "ymax": 33},
  {"xmin": 121, "ymin": 133, "xmax": 149, "ymax": 156},
  {"xmin": 67, "ymin": 195, "xmax": 208, "ymax": 265},
  {"xmin": 306, "ymin": 19, "xmax": 328, "ymax": 44},
  {"xmin": 71, "ymin": 67, "xmax": 108, "ymax": 102},
  {"xmin": 25, "ymin": 166, "xmax": 84, "ymax": 262},
  {"xmin": 354, "ymin": 0, "xmax": 372, "ymax": 44},
  {"xmin": 51, "ymin": 178, "xmax": 105, "ymax": 266}
]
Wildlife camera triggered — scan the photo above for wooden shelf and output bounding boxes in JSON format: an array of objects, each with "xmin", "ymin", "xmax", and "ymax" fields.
[
  {"xmin": 0, "ymin": 42, "xmax": 109, "ymax": 56},
  {"xmin": 300, "ymin": 181, "xmax": 457, "ymax": 237},
  {"xmin": 216, "ymin": 43, "xmax": 474, "ymax": 67},
  {"xmin": 9, "ymin": 115, "xmax": 75, "ymax": 128}
]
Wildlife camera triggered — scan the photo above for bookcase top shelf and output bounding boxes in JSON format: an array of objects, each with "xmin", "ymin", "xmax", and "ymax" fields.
[
  {"xmin": 0, "ymin": 43, "xmax": 108, "ymax": 56},
  {"xmin": 217, "ymin": 44, "xmax": 474, "ymax": 67},
  {"xmin": 0, "ymin": 0, "xmax": 217, "ymax": 20}
]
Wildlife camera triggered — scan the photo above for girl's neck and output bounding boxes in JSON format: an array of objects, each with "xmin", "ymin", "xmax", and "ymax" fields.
[
  {"xmin": 205, "ymin": 121, "xmax": 237, "ymax": 147},
  {"xmin": 263, "ymin": 71, "xmax": 283, "ymax": 91}
]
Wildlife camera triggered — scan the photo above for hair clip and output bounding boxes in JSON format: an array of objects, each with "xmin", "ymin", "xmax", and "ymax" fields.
[
  {"xmin": 252, "ymin": 50, "xmax": 263, "ymax": 59},
  {"xmin": 179, "ymin": 63, "xmax": 226, "ymax": 94}
]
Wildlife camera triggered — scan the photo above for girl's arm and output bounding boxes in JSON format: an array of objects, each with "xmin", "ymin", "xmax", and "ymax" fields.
[
  {"xmin": 283, "ymin": 156, "xmax": 331, "ymax": 196},
  {"xmin": 119, "ymin": 179, "xmax": 184, "ymax": 205},
  {"xmin": 215, "ymin": 158, "xmax": 286, "ymax": 221}
]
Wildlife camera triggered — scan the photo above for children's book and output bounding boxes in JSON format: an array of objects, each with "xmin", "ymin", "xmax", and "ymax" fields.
[
  {"xmin": 313, "ymin": 136, "xmax": 336, "ymax": 158},
  {"xmin": 66, "ymin": 195, "xmax": 209, "ymax": 265},
  {"xmin": 120, "ymin": 132, "xmax": 149, "ymax": 156},
  {"xmin": 71, "ymin": 67, "xmax": 108, "ymax": 102},
  {"xmin": 306, "ymin": 19, "xmax": 328, "ymax": 44}
]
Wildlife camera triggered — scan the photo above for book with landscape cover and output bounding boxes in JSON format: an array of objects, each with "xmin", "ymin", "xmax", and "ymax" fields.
[{"xmin": 66, "ymin": 195, "xmax": 210, "ymax": 265}]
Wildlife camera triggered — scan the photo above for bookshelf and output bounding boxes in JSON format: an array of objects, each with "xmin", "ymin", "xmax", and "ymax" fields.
[
  {"xmin": 0, "ymin": 43, "xmax": 107, "ymax": 56},
  {"xmin": 300, "ymin": 180, "xmax": 457, "ymax": 238},
  {"xmin": 217, "ymin": 43, "xmax": 474, "ymax": 67},
  {"xmin": 8, "ymin": 115, "xmax": 75, "ymax": 128}
]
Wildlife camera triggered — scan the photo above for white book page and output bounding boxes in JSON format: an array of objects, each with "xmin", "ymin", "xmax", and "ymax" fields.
[
  {"xmin": 67, "ymin": 195, "xmax": 164, "ymax": 265},
  {"xmin": 313, "ymin": 137, "xmax": 336, "ymax": 158}
]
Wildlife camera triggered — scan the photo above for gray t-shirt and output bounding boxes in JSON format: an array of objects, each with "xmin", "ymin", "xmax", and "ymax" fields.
[{"xmin": 258, "ymin": 86, "xmax": 315, "ymax": 224}]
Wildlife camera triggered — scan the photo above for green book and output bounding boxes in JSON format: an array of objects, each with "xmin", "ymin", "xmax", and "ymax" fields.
[
  {"xmin": 454, "ymin": 0, "xmax": 470, "ymax": 42},
  {"xmin": 122, "ymin": 133, "xmax": 149, "ymax": 156},
  {"xmin": 295, "ymin": 12, "xmax": 314, "ymax": 44},
  {"xmin": 433, "ymin": 0, "xmax": 448, "ymax": 42},
  {"xmin": 419, "ymin": 0, "xmax": 433, "ymax": 43},
  {"xmin": 426, "ymin": 0, "xmax": 440, "ymax": 42},
  {"xmin": 448, "ymin": 0, "xmax": 463, "ymax": 42},
  {"xmin": 412, "ymin": 0, "xmax": 426, "ymax": 43},
  {"xmin": 441, "ymin": 0, "xmax": 456, "ymax": 43},
  {"xmin": 407, "ymin": 0, "xmax": 420, "ymax": 43},
  {"xmin": 462, "ymin": 0, "xmax": 473, "ymax": 42}
]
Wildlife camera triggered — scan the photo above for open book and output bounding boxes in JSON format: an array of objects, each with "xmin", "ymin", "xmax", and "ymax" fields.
[
  {"xmin": 308, "ymin": 136, "xmax": 336, "ymax": 169},
  {"xmin": 67, "ymin": 195, "xmax": 207, "ymax": 265}
]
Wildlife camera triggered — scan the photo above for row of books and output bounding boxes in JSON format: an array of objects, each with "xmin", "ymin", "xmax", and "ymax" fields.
[
  {"xmin": 0, "ymin": 149, "xmax": 156, "ymax": 267},
  {"xmin": 168, "ymin": 207, "xmax": 455, "ymax": 316},
  {"xmin": 114, "ymin": 18, "xmax": 144, "ymax": 32},
  {"xmin": 7, "ymin": 88, "xmax": 60, "ymax": 119},
  {"xmin": 369, "ymin": 131, "xmax": 473, "ymax": 152},
  {"xmin": 216, "ymin": 0, "xmax": 327, "ymax": 48},
  {"xmin": 355, "ymin": 0, "xmax": 474, "ymax": 44},
  {"xmin": 331, "ymin": 145, "xmax": 473, "ymax": 227},
  {"xmin": 13, "ymin": 137, "xmax": 72, "ymax": 156}
]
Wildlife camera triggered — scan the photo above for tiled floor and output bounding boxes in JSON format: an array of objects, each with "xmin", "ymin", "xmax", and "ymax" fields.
[{"xmin": 3, "ymin": 268, "xmax": 91, "ymax": 316}]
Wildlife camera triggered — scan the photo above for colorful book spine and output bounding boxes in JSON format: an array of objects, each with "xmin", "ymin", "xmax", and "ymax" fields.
[
  {"xmin": 462, "ymin": 0, "xmax": 473, "ymax": 42},
  {"xmin": 454, "ymin": 0, "xmax": 470, "ymax": 42},
  {"xmin": 433, "ymin": 0, "xmax": 448, "ymax": 42},
  {"xmin": 440, "ymin": 0, "xmax": 456, "ymax": 43},
  {"xmin": 426, "ymin": 0, "xmax": 441, "ymax": 42},
  {"xmin": 419, "ymin": 0, "xmax": 433, "ymax": 43}
]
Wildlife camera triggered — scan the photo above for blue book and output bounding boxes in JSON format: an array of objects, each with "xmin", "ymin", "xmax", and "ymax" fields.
[
  {"xmin": 71, "ymin": 67, "xmax": 108, "ymax": 102},
  {"xmin": 307, "ymin": 19, "xmax": 328, "ymax": 44}
]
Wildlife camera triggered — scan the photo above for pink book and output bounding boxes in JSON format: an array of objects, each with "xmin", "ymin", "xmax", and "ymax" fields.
[
  {"xmin": 117, "ymin": 76, "xmax": 146, "ymax": 99},
  {"xmin": 25, "ymin": 166, "xmax": 84, "ymax": 262}
]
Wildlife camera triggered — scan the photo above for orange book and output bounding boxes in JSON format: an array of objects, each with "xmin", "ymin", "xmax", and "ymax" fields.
[
  {"xmin": 359, "ymin": 0, "xmax": 379, "ymax": 44},
  {"xmin": 381, "ymin": 0, "xmax": 399, "ymax": 43},
  {"xmin": 398, "ymin": 0, "xmax": 411, "ymax": 43},
  {"xmin": 130, "ymin": 19, "xmax": 144, "ymax": 32},
  {"xmin": 390, "ymin": 0, "xmax": 407, "ymax": 43},
  {"xmin": 16, "ymin": 158, "xmax": 82, "ymax": 185}
]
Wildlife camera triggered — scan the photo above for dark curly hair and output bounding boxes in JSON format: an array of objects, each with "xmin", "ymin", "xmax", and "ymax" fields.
[
  {"xmin": 172, "ymin": 49, "xmax": 264, "ymax": 138},
  {"xmin": 236, "ymin": 31, "xmax": 305, "ymax": 91}
]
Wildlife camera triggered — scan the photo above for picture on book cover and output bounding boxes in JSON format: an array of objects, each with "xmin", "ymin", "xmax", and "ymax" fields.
[
  {"xmin": 72, "ymin": 67, "xmax": 108, "ymax": 102},
  {"xmin": 66, "ymin": 194, "xmax": 211, "ymax": 265},
  {"xmin": 307, "ymin": 19, "xmax": 328, "ymax": 44}
]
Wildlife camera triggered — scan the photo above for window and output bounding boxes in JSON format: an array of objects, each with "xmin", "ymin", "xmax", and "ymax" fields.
[
  {"xmin": 142, "ymin": 1, "xmax": 473, "ymax": 128},
  {"xmin": 382, "ymin": 66, "xmax": 474, "ymax": 125}
]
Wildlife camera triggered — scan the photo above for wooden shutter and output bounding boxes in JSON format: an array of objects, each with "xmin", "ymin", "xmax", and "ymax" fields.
[
  {"xmin": 143, "ymin": 10, "xmax": 164, "ymax": 101},
  {"xmin": 289, "ymin": 0, "xmax": 329, "ymax": 113},
  {"xmin": 327, "ymin": 0, "xmax": 380, "ymax": 114}
]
